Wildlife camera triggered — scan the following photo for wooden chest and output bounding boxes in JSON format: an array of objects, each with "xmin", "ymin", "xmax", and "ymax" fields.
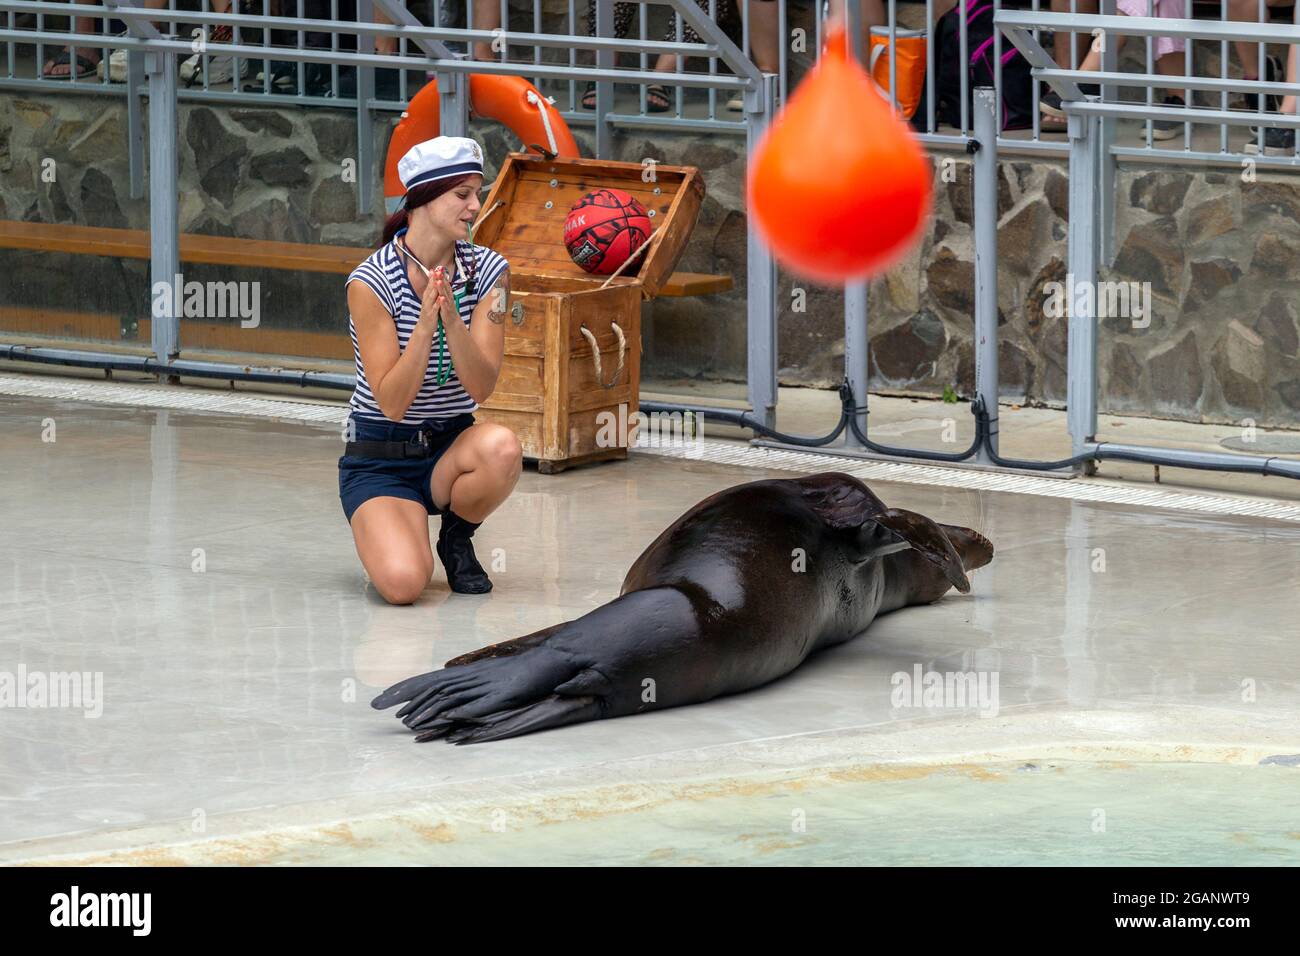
[{"xmin": 472, "ymin": 153, "xmax": 704, "ymax": 474}]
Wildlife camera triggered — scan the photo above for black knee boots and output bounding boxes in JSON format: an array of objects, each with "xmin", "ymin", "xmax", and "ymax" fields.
[{"xmin": 436, "ymin": 508, "xmax": 492, "ymax": 594}]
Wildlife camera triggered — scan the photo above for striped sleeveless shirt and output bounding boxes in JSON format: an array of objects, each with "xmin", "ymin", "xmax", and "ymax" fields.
[{"xmin": 345, "ymin": 233, "xmax": 509, "ymax": 425}]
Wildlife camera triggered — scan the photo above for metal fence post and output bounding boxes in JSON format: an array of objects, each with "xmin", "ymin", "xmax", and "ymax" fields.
[
  {"xmin": 973, "ymin": 87, "xmax": 999, "ymax": 463},
  {"xmin": 356, "ymin": 0, "xmax": 375, "ymax": 216},
  {"xmin": 438, "ymin": 68, "xmax": 468, "ymax": 137},
  {"xmin": 746, "ymin": 72, "xmax": 779, "ymax": 431},
  {"xmin": 594, "ymin": 0, "xmax": 613, "ymax": 159},
  {"xmin": 843, "ymin": 0, "xmax": 868, "ymax": 447},
  {"xmin": 147, "ymin": 41, "xmax": 179, "ymax": 367},
  {"xmin": 127, "ymin": 51, "xmax": 146, "ymax": 200},
  {"xmin": 104, "ymin": 0, "xmax": 161, "ymax": 202},
  {"xmin": 1066, "ymin": 106, "xmax": 1100, "ymax": 475},
  {"xmin": 1097, "ymin": 0, "xmax": 1118, "ymax": 266},
  {"xmin": 843, "ymin": 286, "xmax": 869, "ymax": 447}
]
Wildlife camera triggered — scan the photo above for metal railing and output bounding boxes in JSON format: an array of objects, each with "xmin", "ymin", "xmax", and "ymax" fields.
[
  {"xmin": 0, "ymin": 0, "xmax": 782, "ymax": 418},
  {"xmin": 3, "ymin": 0, "xmax": 1299, "ymax": 164},
  {"xmin": 1, "ymin": 0, "xmax": 1298, "ymax": 483}
]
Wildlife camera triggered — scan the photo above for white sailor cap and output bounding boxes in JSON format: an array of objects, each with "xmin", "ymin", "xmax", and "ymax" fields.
[{"xmin": 397, "ymin": 136, "xmax": 484, "ymax": 193}]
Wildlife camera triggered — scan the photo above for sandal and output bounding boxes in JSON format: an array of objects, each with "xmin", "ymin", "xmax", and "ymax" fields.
[
  {"xmin": 43, "ymin": 49, "xmax": 99, "ymax": 80},
  {"xmin": 645, "ymin": 84, "xmax": 671, "ymax": 113}
]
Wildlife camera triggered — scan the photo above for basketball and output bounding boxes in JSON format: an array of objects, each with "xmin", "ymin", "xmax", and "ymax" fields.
[{"xmin": 563, "ymin": 188, "xmax": 652, "ymax": 275}]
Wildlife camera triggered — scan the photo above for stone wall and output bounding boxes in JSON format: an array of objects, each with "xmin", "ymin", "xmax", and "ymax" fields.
[
  {"xmin": 826, "ymin": 159, "xmax": 1300, "ymax": 429},
  {"xmin": 2, "ymin": 77, "xmax": 1298, "ymax": 428}
]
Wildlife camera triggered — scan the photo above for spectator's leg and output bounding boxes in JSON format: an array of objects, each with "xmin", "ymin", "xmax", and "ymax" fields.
[
  {"xmin": 826, "ymin": 0, "xmax": 885, "ymax": 52},
  {"xmin": 1245, "ymin": 6, "xmax": 1295, "ymax": 153},
  {"xmin": 374, "ymin": 8, "xmax": 396, "ymax": 57},
  {"xmin": 1144, "ymin": 15, "xmax": 1188, "ymax": 140},
  {"xmin": 1155, "ymin": 48, "xmax": 1187, "ymax": 101},
  {"xmin": 1050, "ymin": 0, "xmax": 1099, "ymax": 70},
  {"xmin": 179, "ymin": 0, "xmax": 245, "ymax": 86},
  {"xmin": 45, "ymin": 9, "xmax": 109, "ymax": 78},
  {"xmin": 1226, "ymin": 0, "xmax": 1267, "ymax": 81},
  {"xmin": 1078, "ymin": 30, "xmax": 1125, "ymax": 72},
  {"xmin": 470, "ymin": 0, "xmax": 501, "ymax": 61},
  {"xmin": 580, "ymin": 1, "xmax": 636, "ymax": 108},
  {"xmin": 1282, "ymin": 32, "xmax": 1298, "ymax": 115},
  {"xmin": 746, "ymin": 0, "xmax": 779, "ymax": 73},
  {"xmin": 649, "ymin": 0, "xmax": 724, "ymax": 112}
]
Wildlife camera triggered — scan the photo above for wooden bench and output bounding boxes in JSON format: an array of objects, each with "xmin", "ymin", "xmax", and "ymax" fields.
[
  {"xmin": 0, "ymin": 220, "xmax": 732, "ymax": 293},
  {"xmin": 0, "ymin": 220, "xmax": 733, "ymax": 361},
  {"xmin": 657, "ymin": 271, "xmax": 733, "ymax": 297}
]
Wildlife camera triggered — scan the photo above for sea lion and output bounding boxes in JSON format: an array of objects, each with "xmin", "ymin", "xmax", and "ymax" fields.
[{"xmin": 372, "ymin": 472, "xmax": 994, "ymax": 744}]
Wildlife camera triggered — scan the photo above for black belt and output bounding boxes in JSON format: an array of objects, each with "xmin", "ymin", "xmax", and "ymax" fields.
[
  {"xmin": 344, "ymin": 416, "xmax": 468, "ymax": 460},
  {"xmin": 345, "ymin": 434, "xmax": 435, "ymax": 459}
]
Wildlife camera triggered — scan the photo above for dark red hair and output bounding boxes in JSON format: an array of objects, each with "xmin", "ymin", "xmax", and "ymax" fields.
[{"xmin": 381, "ymin": 174, "xmax": 478, "ymax": 247}]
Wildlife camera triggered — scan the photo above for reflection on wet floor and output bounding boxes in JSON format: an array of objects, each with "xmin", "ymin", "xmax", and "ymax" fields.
[{"xmin": 1, "ymin": 395, "xmax": 1298, "ymax": 862}]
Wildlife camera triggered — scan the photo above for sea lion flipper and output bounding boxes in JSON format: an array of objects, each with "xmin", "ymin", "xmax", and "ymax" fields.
[
  {"xmin": 801, "ymin": 472, "xmax": 888, "ymax": 529},
  {"xmin": 875, "ymin": 508, "xmax": 971, "ymax": 594},
  {"xmin": 444, "ymin": 621, "xmax": 568, "ymax": 667},
  {"xmin": 375, "ymin": 589, "xmax": 699, "ymax": 745}
]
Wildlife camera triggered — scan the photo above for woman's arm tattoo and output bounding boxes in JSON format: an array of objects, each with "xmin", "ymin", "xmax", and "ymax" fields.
[{"xmin": 486, "ymin": 267, "xmax": 510, "ymax": 324}]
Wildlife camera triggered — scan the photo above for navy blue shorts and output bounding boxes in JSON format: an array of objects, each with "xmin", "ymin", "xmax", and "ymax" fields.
[{"xmin": 338, "ymin": 413, "xmax": 476, "ymax": 524}]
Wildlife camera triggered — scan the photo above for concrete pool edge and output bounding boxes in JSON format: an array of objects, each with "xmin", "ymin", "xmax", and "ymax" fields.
[{"xmin": 5, "ymin": 703, "xmax": 1297, "ymax": 866}]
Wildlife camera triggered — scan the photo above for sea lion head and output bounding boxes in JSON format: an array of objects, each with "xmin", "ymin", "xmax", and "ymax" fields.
[
  {"xmin": 877, "ymin": 517, "xmax": 995, "ymax": 608},
  {"xmin": 798, "ymin": 473, "xmax": 994, "ymax": 604}
]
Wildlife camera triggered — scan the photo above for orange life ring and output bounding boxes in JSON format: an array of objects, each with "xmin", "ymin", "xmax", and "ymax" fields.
[{"xmin": 384, "ymin": 74, "xmax": 581, "ymax": 210}]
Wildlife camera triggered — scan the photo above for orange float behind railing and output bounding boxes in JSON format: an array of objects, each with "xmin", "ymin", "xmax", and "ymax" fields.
[{"xmin": 383, "ymin": 74, "xmax": 581, "ymax": 210}]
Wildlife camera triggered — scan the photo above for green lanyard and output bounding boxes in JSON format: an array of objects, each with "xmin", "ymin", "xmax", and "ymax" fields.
[
  {"xmin": 396, "ymin": 234, "xmax": 468, "ymax": 387},
  {"xmin": 405, "ymin": 228, "xmax": 471, "ymax": 388},
  {"xmin": 434, "ymin": 287, "xmax": 460, "ymax": 386}
]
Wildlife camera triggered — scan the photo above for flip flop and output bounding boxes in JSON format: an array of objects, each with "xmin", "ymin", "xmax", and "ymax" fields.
[
  {"xmin": 646, "ymin": 84, "xmax": 671, "ymax": 113},
  {"xmin": 43, "ymin": 50, "xmax": 99, "ymax": 80}
]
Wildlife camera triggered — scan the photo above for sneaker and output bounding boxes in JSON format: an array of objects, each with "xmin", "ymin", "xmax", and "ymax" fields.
[
  {"xmin": 1244, "ymin": 54, "xmax": 1285, "ymax": 136},
  {"xmin": 243, "ymin": 59, "xmax": 298, "ymax": 94},
  {"xmin": 181, "ymin": 24, "xmax": 249, "ymax": 86},
  {"xmin": 1040, "ymin": 89, "xmax": 1066, "ymax": 119},
  {"xmin": 370, "ymin": 68, "xmax": 428, "ymax": 101},
  {"xmin": 96, "ymin": 33, "xmax": 129, "ymax": 82},
  {"xmin": 1039, "ymin": 81, "xmax": 1099, "ymax": 119},
  {"xmin": 1151, "ymin": 95, "xmax": 1187, "ymax": 141},
  {"xmin": 305, "ymin": 64, "xmax": 357, "ymax": 98},
  {"xmin": 1241, "ymin": 53, "xmax": 1284, "ymax": 116},
  {"xmin": 1245, "ymin": 126, "xmax": 1297, "ymax": 156}
]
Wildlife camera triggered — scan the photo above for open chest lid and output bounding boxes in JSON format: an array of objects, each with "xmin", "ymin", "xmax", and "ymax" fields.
[{"xmin": 474, "ymin": 153, "xmax": 705, "ymax": 300}]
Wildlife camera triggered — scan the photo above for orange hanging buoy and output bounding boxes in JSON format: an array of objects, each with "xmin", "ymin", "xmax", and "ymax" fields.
[{"xmin": 747, "ymin": 23, "xmax": 932, "ymax": 284}]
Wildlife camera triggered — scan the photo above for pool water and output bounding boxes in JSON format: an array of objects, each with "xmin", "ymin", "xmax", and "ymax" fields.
[{"xmin": 248, "ymin": 760, "xmax": 1300, "ymax": 866}]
